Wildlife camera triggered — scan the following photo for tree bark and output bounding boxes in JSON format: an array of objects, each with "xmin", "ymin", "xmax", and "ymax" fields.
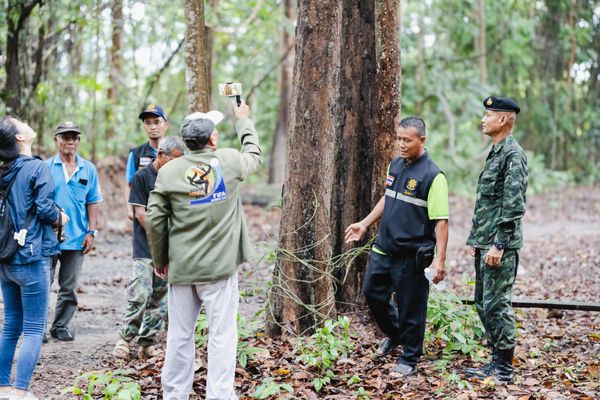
[
  {"xmin": 372, "ymin": 0, "xmax": 401, "ymax": 205},
  {"xmin": 185, "ymin": 0, "xmax": 210, "ymax": 112},
  {"xmin": 269, "ymin": 0, "xmax": 341, "ymax": 336},
  {"xmin": 268, "ymin": 0, "xmax": 401, "ymax": 335},
  {"xmin": 268, "ymin": 0, "xmax": 296, "ymax": 185},
  {"xmin": 331, "ymin": 1, "xmax": 378, "ymax": 311}
]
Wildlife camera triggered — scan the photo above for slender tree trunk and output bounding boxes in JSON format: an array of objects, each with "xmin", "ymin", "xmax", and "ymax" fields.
[
  {"xmin": 563, "ymin": 0, "xmax": 576, "ymax": 170},
  {"xmin": 476, "ymin": 0, "xmax": 487, "ymax": 85},
  {"xmin": 106, "ymin": 0, "xmax": 123, "ymax": 151},
  {"xmin": 268, "ymin": 0, "xmax": 295, "ymax": 185},
  {"xmin": 205, "ymin": 0, "xmax": 218, "ymax": 101},
  {"xmin": 415, "ymin": 9, "xmax": 425, "ymax": 116},
  {"xmin": 185, "ymin": 0, "xmax": 210, "ymax": 112},
  {"xmin": 3, "ymin": 0, "xmax": 44, "ymax": 117}
]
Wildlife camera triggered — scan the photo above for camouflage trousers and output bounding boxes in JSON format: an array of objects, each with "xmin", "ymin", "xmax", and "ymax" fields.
[
  {"xmin": 474, "ymin": 248, "xmax": 519, "ymax": 350},
  {"xmin": 119, "ymin": 258, "xmax": 167, "ymax": 346}
]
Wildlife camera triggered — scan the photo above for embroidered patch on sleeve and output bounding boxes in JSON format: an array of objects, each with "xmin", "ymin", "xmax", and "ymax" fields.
[
  {"xmin": 386, "ymin": 175, "xmax": 395, "ymax": 187},
  {"xmin": 185, "ymin": 158, "xmax": 228, "ymax": 205}
]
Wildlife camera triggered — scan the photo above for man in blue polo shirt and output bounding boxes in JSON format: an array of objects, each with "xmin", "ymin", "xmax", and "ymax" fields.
[
  {"xmin": 124, "ymin": 104, "xmax": 169, "ymax": 220},
  {"xmin": 46, "ymin": 121, "xmax": 103, "ymax": 341}
]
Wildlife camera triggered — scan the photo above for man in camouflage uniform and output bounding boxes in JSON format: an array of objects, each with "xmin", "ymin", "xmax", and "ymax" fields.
[
  {"xmin": 465, "ymin": 96, "xmax": 528, "ymax": 384},
  {"xmin": 113, "ymin": 136, "xmax": 185, "ymax": 361}
]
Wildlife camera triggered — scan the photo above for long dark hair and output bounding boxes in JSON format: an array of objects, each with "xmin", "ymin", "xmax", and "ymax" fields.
[{"xmin": 0, "ymin": 117, "xmax": 19, "ymax": 176}]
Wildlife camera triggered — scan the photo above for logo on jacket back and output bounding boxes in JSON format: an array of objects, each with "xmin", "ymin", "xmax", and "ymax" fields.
[{"xmin": 185, "ymin": 158, "xmax": 227, "ymax": 205}]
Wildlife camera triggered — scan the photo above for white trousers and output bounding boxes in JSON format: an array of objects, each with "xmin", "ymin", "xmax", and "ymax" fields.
[{"xmin": 162, "ymin": 274, "xmax": 239, "ymax": 400}]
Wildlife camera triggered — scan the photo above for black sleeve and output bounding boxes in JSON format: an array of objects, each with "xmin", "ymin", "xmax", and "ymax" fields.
[{"xmin": 128, "ymin": 169, "xmax": 149, "ymax": 207}]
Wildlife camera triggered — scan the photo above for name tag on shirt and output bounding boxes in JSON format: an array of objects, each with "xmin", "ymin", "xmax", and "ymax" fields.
[{"xmin": 139, "ymin": 157, "xmax": 152, "ymax": 167}]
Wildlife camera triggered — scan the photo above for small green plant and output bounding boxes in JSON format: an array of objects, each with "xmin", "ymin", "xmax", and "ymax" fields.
[
  {"xmin": 295, "ymin": 316, "xmax": 354, "ymax": 391},
  {"xmin": 61, "ymin": 370, "xmax": 141, "ymax": 400},
  {"xmin": 354, "ymin": 386, "xmax": 372, "ymax": 400},
  {"xmin": 426, "ymin": 274, "xmax": 486, "ymax": 361},
  {"xmin": 433, "ymin": 370, "xmax": 474, "ymax": 394},
  {"xmin": 194, "ymin": 312, "xmax": 262, "ymax": 368},
  {"xmin": 252, "ymin": 377, "xmax": 293, "ymax": 399}
]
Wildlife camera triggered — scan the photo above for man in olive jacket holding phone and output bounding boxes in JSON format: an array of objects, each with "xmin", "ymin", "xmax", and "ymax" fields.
[{"xmin": 146, "ymin": 100, "xmax": 261, "ymax": 400}]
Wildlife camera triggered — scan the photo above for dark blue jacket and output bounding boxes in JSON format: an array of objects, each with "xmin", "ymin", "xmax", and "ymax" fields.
[
  {"xmin": 375, "ymin": 152, "xmax": 442, "ymax": 254},
  {"xmin": 1, "ymin": 155, "xmax": 60, "ymax": 264}
]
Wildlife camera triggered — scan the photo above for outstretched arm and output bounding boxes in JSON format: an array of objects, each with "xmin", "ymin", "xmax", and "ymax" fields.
[{"xmin": 344, "ymin": 195, "xmax": 385, "ymax": 243}]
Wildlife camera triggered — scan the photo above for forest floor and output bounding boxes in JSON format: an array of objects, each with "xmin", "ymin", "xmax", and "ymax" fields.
[{"xmin": 2, "ymin": 185, "xmax": 599, "ymax": 399}]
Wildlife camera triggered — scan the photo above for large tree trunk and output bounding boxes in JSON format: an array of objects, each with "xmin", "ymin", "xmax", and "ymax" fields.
[
  {"xmin": 269, "ymin": 0, "xmax": 401, "ymax": 335},
  {"xmin": 185, "ymin": 0, "xmax": 210, "ymax": 112},
  {"xmin": 267, "ymin": 0, "xmax": 295, "ymax": 185},
  {"xmin": 269, "ymin": 0, "xmax": 341, "ymax": 336},
  {"xmin": 331, "ymin": 1, "xmax": 377, "ymax": 311}
]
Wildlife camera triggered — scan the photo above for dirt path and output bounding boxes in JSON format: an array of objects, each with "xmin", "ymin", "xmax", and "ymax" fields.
[{"xmin": 1, "ymin": 186, "xmax": 598, "ymax": 398}]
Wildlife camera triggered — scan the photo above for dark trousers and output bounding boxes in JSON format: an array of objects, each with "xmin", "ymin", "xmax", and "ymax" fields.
[
  {"xmin": 49, "ymin": 250, "xmax": 85, "ymax": 332},
  {"xmin": 363, "ymin": 250, "xmax": 429, "ymax": 366}
]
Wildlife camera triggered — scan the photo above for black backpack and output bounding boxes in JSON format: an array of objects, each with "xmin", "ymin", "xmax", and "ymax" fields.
[{"xmin": 0, "ymin": 167, "xmax": 34, "ymax": 263}]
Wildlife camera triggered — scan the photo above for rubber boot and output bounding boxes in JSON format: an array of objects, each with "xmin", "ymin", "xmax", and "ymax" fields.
[
  {"xmin": 493, "ymin": 348, "xmax": 515, "ymax": 384},
  {"xmin": 464, "ymin": 347, "xmax": 497, "ymax": 379}
]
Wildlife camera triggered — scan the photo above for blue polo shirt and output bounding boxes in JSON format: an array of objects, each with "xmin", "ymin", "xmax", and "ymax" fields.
[{"xmin": 47, "ymin": 155, "xmax": 103, "ymax": 250}]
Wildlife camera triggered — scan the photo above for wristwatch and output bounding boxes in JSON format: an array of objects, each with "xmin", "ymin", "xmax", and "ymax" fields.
[
  {"xmin": 493, "ymin": 241, "xmax": 505, "ymax": 250},
  {"xmin": 87, "ymin": 229, "xmax": 97, "ymax": 237}
]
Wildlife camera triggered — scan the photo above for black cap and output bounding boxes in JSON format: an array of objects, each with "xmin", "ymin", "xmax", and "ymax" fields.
[
  {"xmin": 483, "ymin": 96, "xmax": 520, "ymax": 114},
  {"xmin": 181, "ymin": 118, "xmax": 215, "ymax": 139},
  {"xmin": 55, "ymin": 121, "xmax": 82, "ymax": 136},
  {"xmin": 139, "ymin": 104, "xmax": 167, "ymax": 121}
]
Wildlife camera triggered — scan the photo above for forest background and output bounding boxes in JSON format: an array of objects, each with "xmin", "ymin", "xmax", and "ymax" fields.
[{"xmin": 1, "ymin": 0, "xmax": 599, "ymax": 193}]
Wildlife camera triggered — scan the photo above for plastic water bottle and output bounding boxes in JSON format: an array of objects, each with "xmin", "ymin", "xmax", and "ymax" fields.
[{"xmin": 424, "ymin": 267, "xmax": 446, "ymax": 290}]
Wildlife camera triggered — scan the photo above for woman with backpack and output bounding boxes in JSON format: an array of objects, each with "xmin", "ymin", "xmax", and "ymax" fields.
[{"xmin": 0, "ymin": 116, "xmax": 67, "ymax": 400}]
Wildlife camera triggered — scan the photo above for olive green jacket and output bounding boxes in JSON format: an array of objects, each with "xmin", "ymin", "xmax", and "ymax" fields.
[{"xmin": 145, "ymin": 117, "xmax": 261, "ymax": 284}]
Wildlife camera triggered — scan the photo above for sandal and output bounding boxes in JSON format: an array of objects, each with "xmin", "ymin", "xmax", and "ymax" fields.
[
  {"xmin": 113, "ymin": 338, "xmax": 130, "ymax": 361},
  {"xmin": 140, "ymin": 344, "xmax": 160, "ymax": 358}
]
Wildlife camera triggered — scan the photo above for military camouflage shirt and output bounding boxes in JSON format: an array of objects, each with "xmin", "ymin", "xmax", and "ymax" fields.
[{"xmin": 467, "ymin": 135, "xmax": 528, "ymax": 249}]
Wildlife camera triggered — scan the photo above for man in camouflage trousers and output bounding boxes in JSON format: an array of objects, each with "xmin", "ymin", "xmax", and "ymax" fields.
[
  {"xmin": 464, "ymin": 96, "xmax": 528, "ymax": 384},
  {"xmin": 113, "ymin": 136, "xmax": 185, "ymax": 361}
]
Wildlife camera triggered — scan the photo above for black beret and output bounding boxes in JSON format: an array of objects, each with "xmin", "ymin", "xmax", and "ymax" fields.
[{"xmin": 483, "ymin": 96, "xmax": 520, "ymax": 114}]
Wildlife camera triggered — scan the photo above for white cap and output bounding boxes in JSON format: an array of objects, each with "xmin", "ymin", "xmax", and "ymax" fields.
[{"xmin": 183, "ymin": 110, "xmax": 224, "ymax": 126}]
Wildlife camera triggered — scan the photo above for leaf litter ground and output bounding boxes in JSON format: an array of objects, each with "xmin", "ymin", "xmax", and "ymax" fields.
[{"xmin": 3, "ymin": 185, "xmax": 597, "ymax": 399}]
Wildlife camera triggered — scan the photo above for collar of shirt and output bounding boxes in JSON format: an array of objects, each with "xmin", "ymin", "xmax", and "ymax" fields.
[
  {"xmin": 491, "ymin": 135, "xmax": 513, "ymax": 155},
  {"xmin": 51, "ymin": 154, "xmax": 85, "ymax": 182}
]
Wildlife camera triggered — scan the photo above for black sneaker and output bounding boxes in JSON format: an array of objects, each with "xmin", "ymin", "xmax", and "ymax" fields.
[
  {"xmin": 394, "ymin": 362, "xmax": 416, "ymax": 376},
  {"xmin": 374, "ymin": 337, "xmax": 400, "ymax": 358},
  {"xmin": 51, "ymin": 327, "xmax": 74, "ymax": 341},
  {"xmin": 42, "ymin": 333, "xmax": 48, "ymax": 344}
]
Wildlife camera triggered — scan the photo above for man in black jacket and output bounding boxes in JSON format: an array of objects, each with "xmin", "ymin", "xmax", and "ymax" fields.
[
  {"xmin": 345, "ymin": 116, "xmax": 449, "ymax": 376},
  {"xmin": 124, "ymin": 104, "xmax": 169, "ymax": 220}
]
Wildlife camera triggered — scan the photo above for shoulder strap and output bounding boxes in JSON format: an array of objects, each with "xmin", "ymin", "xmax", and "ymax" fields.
[{"xmin": 1, "ymin": 168, "xmax": 21, "ymax": 207}]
